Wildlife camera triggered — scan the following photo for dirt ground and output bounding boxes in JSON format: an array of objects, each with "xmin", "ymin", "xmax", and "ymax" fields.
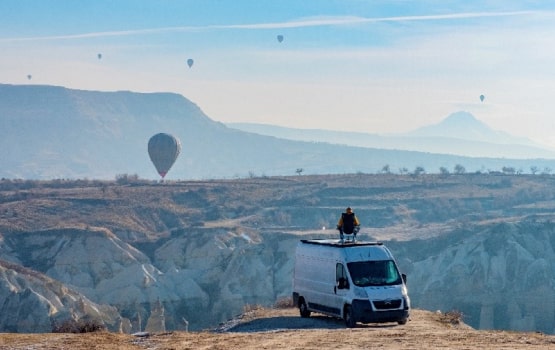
[{"xmin": 1, "ymin": 308, "xmax": 555, "ymax": 350}]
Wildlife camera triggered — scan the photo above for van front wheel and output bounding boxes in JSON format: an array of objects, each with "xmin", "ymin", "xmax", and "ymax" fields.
[
  {"xmin": 299, "ymin": 298, "xmax": 311, "ymax": 318},
  {"xmin": 344, "ymin": 305, "xmax": 356, "ymax": 328}
]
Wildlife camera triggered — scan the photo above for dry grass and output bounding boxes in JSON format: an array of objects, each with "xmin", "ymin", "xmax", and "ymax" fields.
[
  {"xmin": 437, "ymin": 309, "xmax": 465, "ymax": 326},
  {"xmin": 273, "ymin": 296, "xmax": 294, "ymax": 309},
  {"xmin": 2, "ymin": 309, "xmax": 555, "ymax": 349},
  {"xmin": 242, "ymin": 303, "xmax": 264, "ymax": 313}
]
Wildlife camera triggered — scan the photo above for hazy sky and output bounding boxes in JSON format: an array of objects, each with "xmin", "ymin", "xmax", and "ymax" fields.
[{"xmin": 2, "ymin": 1, "xmax": 555, "ymax": 147}]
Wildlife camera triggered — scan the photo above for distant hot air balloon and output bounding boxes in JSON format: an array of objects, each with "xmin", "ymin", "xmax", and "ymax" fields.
[
  {"xmin": 97, "ymin": 53, "xmax": 102, "ymax": 60},
  {"xmin": 27, "ymin": 74, "xmax": 32, "ymax": 80},
  {"xmin": 187, "ymin": 58, "xmax": 194, "ymax": 68},
  {"xmin": 148, "ymin": 133, "xmax": 181, "ymax": 179},
  {"xmin": 277, "ymin": 34, "xmax": 284, "ymax": 43},
  {"xmin": 480, "ymin": 94, "xmax": 485, "ymax": 102}
]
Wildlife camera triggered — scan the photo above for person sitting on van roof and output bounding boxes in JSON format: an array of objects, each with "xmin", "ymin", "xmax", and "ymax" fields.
[{"xmin": 337, "ymin": 207, "xmax": 360, "ymax": 241}]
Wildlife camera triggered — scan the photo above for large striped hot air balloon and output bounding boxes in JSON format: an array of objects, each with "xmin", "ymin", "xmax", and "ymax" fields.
[{"xmin": 148, "ymin": 133, "xmax": 181, "ymax": 178}]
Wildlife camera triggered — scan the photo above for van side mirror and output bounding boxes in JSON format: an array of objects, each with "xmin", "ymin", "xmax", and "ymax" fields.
[
  {"xmin": 337, "ymin": 277, "xmax": 349, "ymax": 289},
  {"xmin": 402, "ymin": 273, "xmax": 407, "ymax": 284}
]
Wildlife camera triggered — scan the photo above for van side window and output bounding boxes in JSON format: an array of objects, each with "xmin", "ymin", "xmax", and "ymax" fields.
[{"xmin": 336, "ymin": 263, "xmax": 349, "ymax": 289}]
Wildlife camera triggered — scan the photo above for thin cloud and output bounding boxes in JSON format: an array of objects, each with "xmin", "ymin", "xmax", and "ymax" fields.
[
  {"xmin": 234, "ymin": 10, "xmax": 541, "ymax": 29},
  {"xmin": 0, "ymin": 10, "xmax": 544, "ymax": 42}
]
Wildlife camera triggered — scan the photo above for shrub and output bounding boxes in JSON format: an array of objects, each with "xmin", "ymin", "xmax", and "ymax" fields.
[
  {"xmin": 274, "ymin": 297, "xmax": 294, "ymax": 309},
  {"xmin": 115, "ymin": 173, "xmax": 140, "ymax": 185},
  {"xmin": 438, "ymin": 309, "xmax": 464, "ymax": 325},
  {"xmin": 52, "ymin": 318, "xmax": 106, "ymax": 333}
]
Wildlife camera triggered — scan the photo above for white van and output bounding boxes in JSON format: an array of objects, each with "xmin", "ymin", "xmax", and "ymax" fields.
[{"xmin": 292, "ymin": 239, "xmax": 410, "ymax": 327}]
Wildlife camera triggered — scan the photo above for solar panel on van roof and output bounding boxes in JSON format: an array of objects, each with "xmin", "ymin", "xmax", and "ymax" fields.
[{"xmin": 300, "ymin": 239, "xmax": 383, "ymax": 247}]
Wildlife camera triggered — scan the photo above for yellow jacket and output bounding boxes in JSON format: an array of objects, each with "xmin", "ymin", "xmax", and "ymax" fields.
[{"xmin": 337, "ymin": 212, "xmax": 360, "ymax": 232}]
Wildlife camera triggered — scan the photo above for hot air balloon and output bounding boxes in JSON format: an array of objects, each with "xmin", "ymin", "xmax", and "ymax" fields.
[
  {"xmin": 187, "ymin": 58, "xmax": 194, "ymax": 68},
  {"xmin": 148, "ymin": 133, "xmax": 181, "ymax": 178},
  {"xmin": 27, "ymin": 74, "xmax": 32, "ymax": 80},
  {"xmin": 277, "ymin": 34, "xmax": 284, "ymax": 43},
  {"xmin": 97, "ymin": 53, "xmax": 102, "ymax": 60},
  {"xmin": 480, "ymin": 94, "xmax": 485, "ymax": 102}
]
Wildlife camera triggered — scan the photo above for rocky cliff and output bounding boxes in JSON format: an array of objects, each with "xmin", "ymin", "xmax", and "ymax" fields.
[
  {"xmin": 402, "ymin": 221, "xmax": 555, "ymax": 334},
  {"xmin": 0, "ymin": 259, "xmax": 122, "ymax": 332},
  {"xmin": 0, "ymin": 226, "xmax": 299, "ymax": 331},
  {"xmin": 1, "ymin": 174, "xmax": 555, "ymax": 333}
]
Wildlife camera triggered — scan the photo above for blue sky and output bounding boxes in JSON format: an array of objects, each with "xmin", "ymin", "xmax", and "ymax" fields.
[{"xmin": 2, "ymin": 1, "xmax": 555, "ymax": 148}]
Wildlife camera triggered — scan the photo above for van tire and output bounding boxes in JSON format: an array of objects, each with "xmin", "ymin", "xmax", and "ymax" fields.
[
  {"xmin": 344, "ymin": 305, "xmax": 356, "ymax": 328},
  {"xmin": 397, "ymin": 318, "xmax": 407, "ymax": 325},
  {"xmin": 299, "ymin": 298, "xmax": 311, "ymax": 318}
]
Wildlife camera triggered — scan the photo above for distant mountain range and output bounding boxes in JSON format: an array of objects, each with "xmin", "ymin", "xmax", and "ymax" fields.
[
  {"xmin": 227, "ymin": 111, "xmax": 555, "ymax": 159},
  {"xmin": 2, "ymin": 84, "xmax": 555, "ymax": 180}
]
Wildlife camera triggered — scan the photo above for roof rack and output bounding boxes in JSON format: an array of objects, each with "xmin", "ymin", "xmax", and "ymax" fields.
[{"xmin": 300, "ymin": 239, "xmax": 383, "ymax": 247}]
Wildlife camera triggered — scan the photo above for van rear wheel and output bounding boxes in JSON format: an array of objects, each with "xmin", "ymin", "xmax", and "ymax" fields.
[
  {"xmin": 299, "ymin": 298, "xmax": 311, "ymax": 318},
  {"xmin": 344, "ymin": 305, "xmax": 356, "ymax": 328}
]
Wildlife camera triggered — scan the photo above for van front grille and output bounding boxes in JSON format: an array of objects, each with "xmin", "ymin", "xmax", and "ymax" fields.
[{"xmin": 373, "ymin": 299, "xmax": 402, "ymax": 310}]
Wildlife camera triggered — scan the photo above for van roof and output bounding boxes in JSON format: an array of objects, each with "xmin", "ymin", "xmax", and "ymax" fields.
[{"xmin": 300, "ymin": 239, "xmax": 383, "ymax": 248}]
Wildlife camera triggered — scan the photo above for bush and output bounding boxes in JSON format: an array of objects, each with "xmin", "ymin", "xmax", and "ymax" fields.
[
  {"xmin": 115, "ymin": 173, "xmax": 140, "ymax": 185},
  {"xmin": 274, "ymin": 297, "xmax": 294, "ymax": 309},
  {"xmin": 52, "ymin": 318, "xmax": 106, "ymax": 333},
  {"xmin": 438, "ymin": 309, "xmax": 464, "ymax": 325}
]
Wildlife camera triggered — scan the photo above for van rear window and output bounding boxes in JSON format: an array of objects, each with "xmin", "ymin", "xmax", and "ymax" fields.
[{"xmin": 347, "ymin": 260, "xmax": 402, "ymax": 287}]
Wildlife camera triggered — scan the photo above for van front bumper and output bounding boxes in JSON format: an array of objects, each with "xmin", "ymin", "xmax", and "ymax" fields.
[{"xmin": 351, "ymin": 299, "xmax": 409, "ymax": 324}]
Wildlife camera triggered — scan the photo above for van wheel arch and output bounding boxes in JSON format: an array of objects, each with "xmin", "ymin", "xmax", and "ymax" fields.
[{"xmin": 298, "ymin": 297, "xmax": 311, "ymax": 318}]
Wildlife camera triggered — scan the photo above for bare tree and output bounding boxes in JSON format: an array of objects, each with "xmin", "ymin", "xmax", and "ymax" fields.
[
  {"xmin": 502, "ymin": 166, "xmax": 516, "ymax": 175},
  {"xmin": 530, "ymin": 166, "xmax": 539, "ymax": 175},
  {"xmin": 413, "ymin": 166, "xmax": 426, "ymax": 176}
]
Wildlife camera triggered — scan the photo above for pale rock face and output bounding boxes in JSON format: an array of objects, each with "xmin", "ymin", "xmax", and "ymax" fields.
[
  {"xmin": 3, "ymin": 221, "xmax": 554, "ymax": 334},
  {"xmin": 408, "ymin": 223, "xmax": 555, "ymax": 334},
  {"xmin": 0, "ymin": 227, "xmax": 212, "ymax": 332},
  {"xmin": 272, "ymin": 237, "xmax": 298, "ymax": 299},
  {"xmin": 41, "ymin": 229, "xmax": 211, "ymax": 331},
  {"xmin": 0, "ymin": 260, "xmax": 121, "ymax": 332},
  {"xmin": 153, "ymin": 228, "xmax": 297, "ymax": 326},
  {"xmin": 145, "ymin": 300, "xmax": 166, "ymax": 333}
]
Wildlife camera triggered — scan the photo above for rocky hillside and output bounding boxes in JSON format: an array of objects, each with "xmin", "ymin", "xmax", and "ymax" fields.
[
  {"xmin": 1, "ymin": 173, "xmax": 555, "ymax": 333},
  {"xmin": 0, "ymin": 259, "xmax": 122, "ymax": 333}
]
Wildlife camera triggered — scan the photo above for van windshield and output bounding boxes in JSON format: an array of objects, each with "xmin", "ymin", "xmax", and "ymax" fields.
[{"xmin": 347, "ymin": 260, "xmax": 402, "ymax": 287}]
